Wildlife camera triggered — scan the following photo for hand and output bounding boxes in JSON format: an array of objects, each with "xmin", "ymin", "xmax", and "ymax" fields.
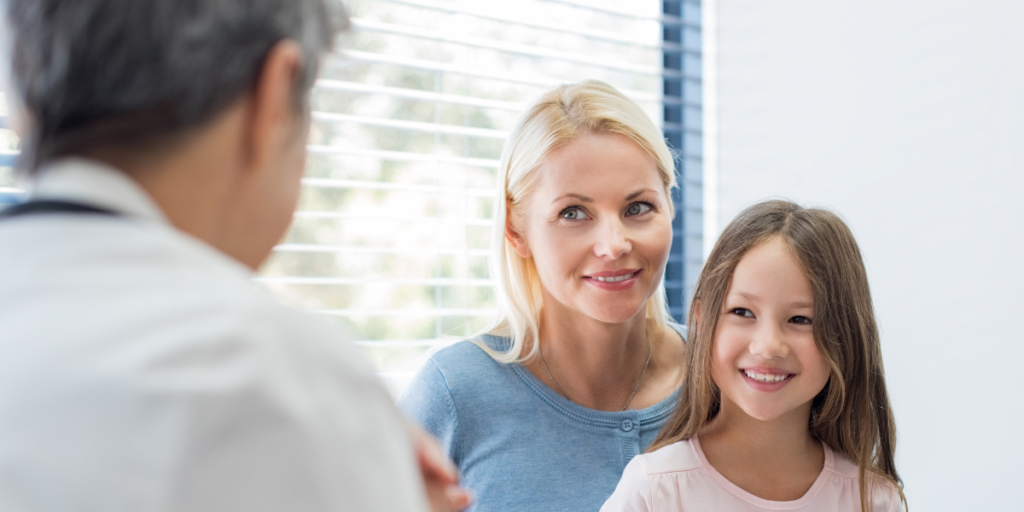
[{"xmin": 410, "ymin": 426, "xmax": 472, "ymax": 512}]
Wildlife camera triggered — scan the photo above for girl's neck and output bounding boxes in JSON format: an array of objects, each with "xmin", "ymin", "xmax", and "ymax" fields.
[{"xmin": 699, "ymin": 397, "xmax": 824, "ymax": 501}]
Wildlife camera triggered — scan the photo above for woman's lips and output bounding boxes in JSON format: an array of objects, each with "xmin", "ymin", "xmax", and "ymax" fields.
[{"xmin": 583, "ymin": 269, "xmax": 641, "ymax": 290}]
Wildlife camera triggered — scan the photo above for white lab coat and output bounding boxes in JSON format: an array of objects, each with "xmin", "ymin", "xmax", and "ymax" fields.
[{"xmin": 0, "ymin": 159, "xmax": 428, "ymax": 512}]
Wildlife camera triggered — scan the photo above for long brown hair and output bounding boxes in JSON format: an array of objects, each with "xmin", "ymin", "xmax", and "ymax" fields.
[{"xmin": 650, "ymin": 200, "xmax": 906, "ymax": 511}]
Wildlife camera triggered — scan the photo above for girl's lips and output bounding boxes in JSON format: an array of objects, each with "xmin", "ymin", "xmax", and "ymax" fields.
[
  {"xmin": 583, "ymin": 269, "xmax": 641, "ymax": 291},
  {"xmin": 739, "ymin": 368, "xmax": 795, "ymax": 392}
]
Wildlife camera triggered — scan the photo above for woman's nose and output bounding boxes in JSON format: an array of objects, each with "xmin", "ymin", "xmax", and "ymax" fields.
[
  {"xmin": 749, "ymin": 321, "xmax": 791, "ymax": 359},
  {"xmin": 592, "ymin": 218, "xmax": 631, "ymax": 259}
]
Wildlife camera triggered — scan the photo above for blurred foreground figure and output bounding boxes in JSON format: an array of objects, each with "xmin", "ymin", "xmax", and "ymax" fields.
[{"xmin": 0, "ymin": 1, "xmax": 467, "ymax": 511}]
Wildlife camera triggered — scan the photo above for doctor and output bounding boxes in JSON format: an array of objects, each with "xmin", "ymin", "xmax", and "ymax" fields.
[{"xmin": 0, "ymin": 0, "xmax": 468, "ymax": 511}]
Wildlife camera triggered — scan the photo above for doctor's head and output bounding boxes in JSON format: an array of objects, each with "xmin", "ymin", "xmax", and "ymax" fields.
[
  {"xmin": 1, "ymin": 0, "xmax": 348, "ymax": 268},
  {"xmin": 485, "ymin": 80, "xmax": 678, "ymax": 363}
]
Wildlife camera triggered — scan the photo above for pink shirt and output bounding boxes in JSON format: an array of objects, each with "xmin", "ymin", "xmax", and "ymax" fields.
[{"xmin": 601, "ymin": 437, "xmax": 901, "ymax": 512}]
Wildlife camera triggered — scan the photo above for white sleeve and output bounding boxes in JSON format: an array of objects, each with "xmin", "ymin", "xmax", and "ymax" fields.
[
  {"xmin": 601, "ymin": 456, "xmax": 654, "ymax": 512},
  {"xmin": 159, "ymin": 304, "xmax": 430, "ymax": 512}
]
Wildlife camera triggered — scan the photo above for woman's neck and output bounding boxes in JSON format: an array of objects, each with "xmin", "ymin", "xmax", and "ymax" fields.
[
  {"xmin": 524, "ymin": 299, "xmax": 683, "ymax": 412},
  {"xmin": 699, "ymin": 398, "xmax": 824, "ymax": 501},
  {"xmin": 535, "ymin": 311, "xmax": 648, "ymax": 410}
]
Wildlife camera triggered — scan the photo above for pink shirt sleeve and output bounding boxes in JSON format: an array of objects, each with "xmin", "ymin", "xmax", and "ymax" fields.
[{"xmin": 601, "ymin": 457, "xmax": 654, "ymax": 512}]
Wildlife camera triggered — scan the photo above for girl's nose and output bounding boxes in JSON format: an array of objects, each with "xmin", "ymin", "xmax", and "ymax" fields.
[
  {"xmin": 749, "ymin": 322, "xmax": 791, "ymax": 359},
  {"xmin": 592, "ymin": 218, "xmax": 631, "ymax": 259}
]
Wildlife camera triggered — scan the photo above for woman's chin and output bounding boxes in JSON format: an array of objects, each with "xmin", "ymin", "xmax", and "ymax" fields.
[{"xmin": 583, "ymin": 304, "xmax": 648, "ymax": 325}]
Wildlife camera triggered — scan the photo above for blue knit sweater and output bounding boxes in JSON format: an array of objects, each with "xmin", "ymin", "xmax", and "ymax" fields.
[{"xmin": 399, "ymin": 324, "xmax": 685, "ymax": 512}]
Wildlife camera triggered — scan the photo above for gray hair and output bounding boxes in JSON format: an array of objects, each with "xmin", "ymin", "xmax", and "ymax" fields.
[{"xmin": 2, "ymin": 0, "xmax": 349, "ymax": 172}]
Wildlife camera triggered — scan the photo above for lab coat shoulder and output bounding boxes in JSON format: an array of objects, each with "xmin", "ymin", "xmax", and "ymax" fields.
[
  {"xmin": 0, "ymin": 224, "xmax": 429, "ymax": 512},
  {"xmin": 148, "ymin": 287, "xmax": 431, "ymax": 512}
]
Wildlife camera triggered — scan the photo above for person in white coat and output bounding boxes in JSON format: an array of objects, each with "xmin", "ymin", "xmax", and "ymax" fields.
[{"xmin": 0, "ymin": 0, "xmax": 469, "ymax": 511}]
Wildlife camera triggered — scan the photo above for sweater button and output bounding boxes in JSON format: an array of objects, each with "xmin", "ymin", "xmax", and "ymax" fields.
[{"xmin": 620, "ymin": 419, "xmax": 634, "ymax": 432}]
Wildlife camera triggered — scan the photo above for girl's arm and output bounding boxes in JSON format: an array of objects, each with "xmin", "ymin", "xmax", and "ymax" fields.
[{"xmin": 600, "ymin": 457, "xmax": 654, "ymax": 512}]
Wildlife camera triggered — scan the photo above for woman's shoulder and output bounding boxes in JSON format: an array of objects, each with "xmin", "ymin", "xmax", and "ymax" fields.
[
  {"xmin": 410, "ymin": 335, "xmax": 519, "ymax": 400},
  {"xmin": 426, "ymin": 334, "xmax": 510, "ymax": 373},
  {"xmin": 666, "ymin": 321, "xmax": 687, "ymax": 341}
]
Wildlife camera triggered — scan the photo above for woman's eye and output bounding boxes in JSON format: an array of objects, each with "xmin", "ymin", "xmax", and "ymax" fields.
[
  {"xmin": 626, "ymin": 202, "xmax": 652, "ymax": 216},
  {"xmin": 790, "ymin": 316, "xmax": 813, "ymax": 325},
  {"xmin": 730, "ymin": 308, "xmax": 754, "ymax": 318},
  {"xmin": 560, "ymin": 207, "xmax": 590, "ymax": 220}
]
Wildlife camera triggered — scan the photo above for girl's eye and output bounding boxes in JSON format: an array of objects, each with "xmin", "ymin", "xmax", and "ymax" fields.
[
  {"xmin": 626, "ymin": 202, "xmax": 653, "ymax": 216},
  {"xmin": 790, "ymin": 316, "xmax": 813, "ymax": 325},
  {"xmin": 560, "ymin": 207, "xmax": 590, "ymax": 221},
  {"xmin": 730, "ymin": 308, "xmax": 754, "ymax": 318}
]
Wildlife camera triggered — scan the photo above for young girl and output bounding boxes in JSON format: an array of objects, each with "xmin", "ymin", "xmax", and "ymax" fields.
[{"xmin": 601, "ymin": 200, "xmax": 906, "ymax": 512}]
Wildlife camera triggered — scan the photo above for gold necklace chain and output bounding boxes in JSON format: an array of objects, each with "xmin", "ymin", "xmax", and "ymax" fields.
[{"xmin": 538, "ymin": 330, "xmax": 653, "ymax": 412}]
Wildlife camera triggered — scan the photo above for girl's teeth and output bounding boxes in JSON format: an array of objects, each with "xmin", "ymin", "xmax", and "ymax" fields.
[
  {"xmin": 743, "ymin": 370, "xmax": 789, "ymax": 383},
  {"xmin": 593, "ymin": 272, "xmax": 636, "ymax": 283}
]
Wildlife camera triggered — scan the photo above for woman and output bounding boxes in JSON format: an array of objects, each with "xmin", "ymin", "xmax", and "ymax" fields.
[{"xmin": 399, "ymin": 80, "xmax": 686, "ymax": 512}]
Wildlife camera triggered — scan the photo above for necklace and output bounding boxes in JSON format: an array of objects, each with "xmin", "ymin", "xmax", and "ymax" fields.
[{"xmin": 538, "ymin": 330, "xmax": 653, "ymax": 412}]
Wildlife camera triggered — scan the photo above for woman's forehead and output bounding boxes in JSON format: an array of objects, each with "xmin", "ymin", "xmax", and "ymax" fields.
[{"xmin": 528, "ymin": 132, "xmax": 664, "ymax": 199}]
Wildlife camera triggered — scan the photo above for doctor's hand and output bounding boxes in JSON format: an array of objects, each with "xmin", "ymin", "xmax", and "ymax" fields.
[{"xmin": 410, "ymin": 426, "xmax": 472, "ymax": 512}]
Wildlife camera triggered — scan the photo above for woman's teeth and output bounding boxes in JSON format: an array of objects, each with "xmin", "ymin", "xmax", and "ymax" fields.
[
  {"xmin": 592, "ymin": 272, "xmax": 636, "ymax": 282},
  {"xmin": 743, "ymin": 370, "xmax": 790, "ymax": 383}
]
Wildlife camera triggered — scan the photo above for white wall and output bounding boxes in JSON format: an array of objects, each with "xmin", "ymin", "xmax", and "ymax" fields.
[{"xmin": 712, "ymin": 1, "xmax": 1024, "ymax": 508}]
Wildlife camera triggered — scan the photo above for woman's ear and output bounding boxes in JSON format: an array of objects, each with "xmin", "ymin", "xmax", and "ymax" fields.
[{"xmin": 505, "ymin": 210, "xmax": 532, "ymax": 259}]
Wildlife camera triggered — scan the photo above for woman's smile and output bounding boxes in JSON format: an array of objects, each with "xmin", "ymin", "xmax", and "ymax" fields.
[{"xmin": 583, "ymin": 268, "xmax": 642, "ymax": 290}]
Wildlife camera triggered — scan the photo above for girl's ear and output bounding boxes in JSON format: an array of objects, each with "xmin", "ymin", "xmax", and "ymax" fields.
[{"xmin": 505, "ymin": 205, "xmax": 532, "ymax": 259}]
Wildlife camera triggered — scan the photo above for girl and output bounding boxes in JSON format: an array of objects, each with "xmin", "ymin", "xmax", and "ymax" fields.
[{"xmin": 601, "ymin": 200, "xmax": 906, "ymax": 512}]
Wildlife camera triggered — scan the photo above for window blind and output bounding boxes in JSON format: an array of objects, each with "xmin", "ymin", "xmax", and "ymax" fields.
[
  {"xmin": 661, "ymin": 1, "xmax": 704, "ymax": 321},
  {"xmin": 0, "ymin": 109, "xmax": 21, "ymax": 205},
  {"xmin": 0, "ymin": 1, "xmax": 701, "ymax": 398},
  {"xmin": 257, "ymin": 0, "xmax": 670, "ymax": 396}
]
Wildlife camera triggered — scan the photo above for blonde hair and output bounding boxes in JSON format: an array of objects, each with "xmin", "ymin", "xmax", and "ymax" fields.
[
  {"xmin": 649, "ymin": 200, "xmax": 906, "ymax": 511},
  {"xmin": 475, "ymin": 80, "xmax": 677, "ymax": 363}
]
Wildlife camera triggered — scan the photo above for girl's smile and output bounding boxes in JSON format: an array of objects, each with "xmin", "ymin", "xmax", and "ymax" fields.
[{"xmin": 740, "ymin": 367, "xmax": 795, "ymax": 391}]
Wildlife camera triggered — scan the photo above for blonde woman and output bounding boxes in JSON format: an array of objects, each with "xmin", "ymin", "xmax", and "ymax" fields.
[{"xmin": 399, "ymin": 80, "xmax": 686, "ymax": 512}]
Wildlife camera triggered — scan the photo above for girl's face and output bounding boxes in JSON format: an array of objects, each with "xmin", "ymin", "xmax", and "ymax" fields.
[
  {"xmin": 509, "ymin": 131, "xmax": 673, "ymax": 325},
  {"xmin": 711, "ymin": 237, "xmax": 831, "ymax": 423}
]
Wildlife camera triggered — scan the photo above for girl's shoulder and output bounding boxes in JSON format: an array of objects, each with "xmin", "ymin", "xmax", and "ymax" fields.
[
  {"xmin": 632, "ymin": 438, "xmax": 703, "ymax": 476},
  {"xmin": 824, "ymin": 447, "xmax": 860, "ymax": 479},
  {"xmin": 827, "ymin": 448, "xmax": 904, "ymax": 511}
]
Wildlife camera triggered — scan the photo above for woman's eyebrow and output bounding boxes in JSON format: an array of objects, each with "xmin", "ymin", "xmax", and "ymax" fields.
[
  {"xmin": 552, "ymin": 188, "xmax": 657, "ymax": 205},
  {"xmin": 625, "ymin": 188, "xmax": 656, "ymax": 201},
  {"xmin": 552, "ymin": 193, "xmax": 593, "ymax": 204}
]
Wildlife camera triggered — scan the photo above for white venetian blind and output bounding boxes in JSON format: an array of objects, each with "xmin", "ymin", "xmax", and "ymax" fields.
[
  {"xmin": 0, "ymin": 1, "xmax": 670, "ymax": 397},
  {"xmin": 257, "ymin": 0, "xmax": 667, "ymax": 396},
  {"xmin": 0, "ymin": 94, "xmax": 21, "ymax": 204}
]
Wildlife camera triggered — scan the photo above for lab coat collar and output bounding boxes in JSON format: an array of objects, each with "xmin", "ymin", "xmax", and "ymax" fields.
[{"xmin": 29, "ymin": 157, "xmax": 170, "ymax": 224}]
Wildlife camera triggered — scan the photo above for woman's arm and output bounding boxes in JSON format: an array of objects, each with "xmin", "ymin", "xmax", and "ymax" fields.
[{"xmin": 399, "ymin": 359, "xmax": 462, "ymax": 462}]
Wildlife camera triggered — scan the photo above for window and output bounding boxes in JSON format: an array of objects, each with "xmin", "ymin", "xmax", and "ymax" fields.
[
  {"xmin": 0, "ymin": 0, "xmax": 704, "ymax": 397},
  {"xmin": 259, "ymin": 0, "xmax": 681, "ymax": 396},
  {"xmin": 661, "ymin": 1, "xmax": 704, "ymax": 321},
  {"xmin": 0, "ymin": 96, "xmax": 21, "ymax": 206}
]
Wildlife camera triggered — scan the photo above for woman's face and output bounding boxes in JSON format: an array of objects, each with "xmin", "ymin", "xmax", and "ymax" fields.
[
  {"xmin": 711, "ymin": 237, "xmax": 831, "ymax": 423},
  {"xmin": 508, "ymin": 131, "xmax": 673, "ymax": 325}
]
